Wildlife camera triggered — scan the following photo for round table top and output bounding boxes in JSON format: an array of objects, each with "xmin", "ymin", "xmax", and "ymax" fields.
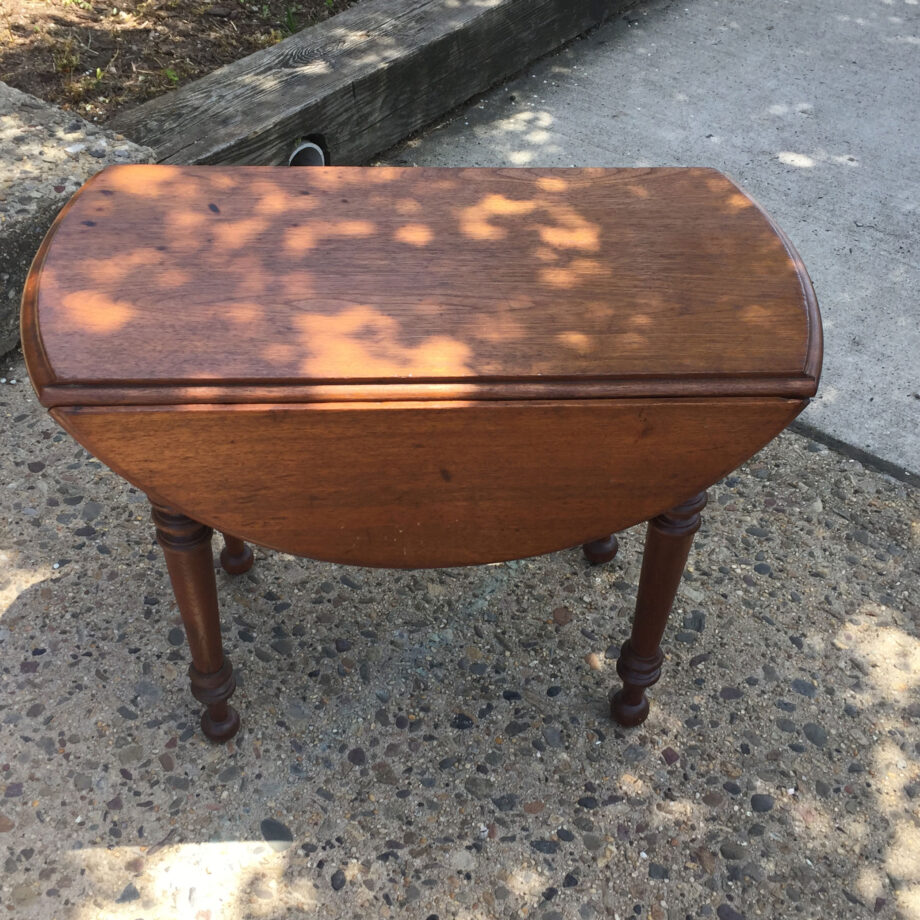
[{"xmin": 22, "ymin": 165, "xmax": 820, "ymax": 409}]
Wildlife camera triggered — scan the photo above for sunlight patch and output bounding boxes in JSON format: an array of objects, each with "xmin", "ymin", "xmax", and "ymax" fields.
[
  {"xmin": 67, "ymin": 841, "xmax": 319, "ymax": 920},
  {"xmin": 776, "ymin": 151, "xmax": 816, "ymax": 168},
  {"xmin": 0, "ymin": 551, "xmax": 52, "ymax": 620}
]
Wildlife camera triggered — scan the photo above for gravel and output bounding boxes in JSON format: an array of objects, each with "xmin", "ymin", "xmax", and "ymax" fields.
[{"xmin": 0, "ymin": 350, "xmax": 917, "ymax": 918}]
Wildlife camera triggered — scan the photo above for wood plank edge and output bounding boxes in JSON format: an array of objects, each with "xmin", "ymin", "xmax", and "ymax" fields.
[
  {"xmin": 37, "ymin": 376, "xmax": 818, "ymax": 409},
  {"xmin": 109, "ymin": 0, "xmax": 636, "ymax": 165}
]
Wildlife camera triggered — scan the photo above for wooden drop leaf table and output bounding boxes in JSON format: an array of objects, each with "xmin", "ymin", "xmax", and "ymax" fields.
[{"xmin": 21, "ymin": 166, "xmax": 821, "ymax": 742}]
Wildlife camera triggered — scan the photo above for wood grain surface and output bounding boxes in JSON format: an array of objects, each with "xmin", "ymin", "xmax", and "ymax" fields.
[
  {"xmin": 23, "ymin": 165, "xmax": 821, "ymax": 404},
  {"xmin": 107, "ymin": 0, "xmax": 629, "ymax": 165},
  {"xmin": 53, "ymin": 397, "xmax": 806, "ymax": 568}
]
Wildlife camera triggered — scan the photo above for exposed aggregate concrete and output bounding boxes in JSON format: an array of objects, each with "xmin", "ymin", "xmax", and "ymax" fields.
[{"xmin": 0, "ymin": 351, "xmax": 918, "ymax": 919}]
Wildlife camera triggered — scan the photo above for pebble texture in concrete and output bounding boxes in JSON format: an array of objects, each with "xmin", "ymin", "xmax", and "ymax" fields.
[
  {"xmin": 381, "ymin": 0, "xmax": 920, "ymax": 479},
  {"xmin": 1, "ymin": 350, "xmax": 919, "ymax": 918},
  {"xmin": 0, "ymin": 83, "xmax": 153, "ymax": 355}
]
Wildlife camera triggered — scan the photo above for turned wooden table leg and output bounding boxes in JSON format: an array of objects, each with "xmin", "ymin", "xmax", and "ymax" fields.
[
  {"xmin": 611, "ymin": 491, "xmax": 707, "ymax": 727},
  {"xmin": 151, "ymin": 504, "xmax": 240, "ymax": 742},
  {"xmin": 583, "ymin": 534, "xmax": 619, "ymax": 565},
  {"xmin": 219, "ymin": 533, "xmax": 254, "ymax": 575}
]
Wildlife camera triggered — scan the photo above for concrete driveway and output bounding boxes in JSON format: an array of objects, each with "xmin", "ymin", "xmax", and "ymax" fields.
[{"xmin": 383, "ymin": 0, "xmax": 920, "ymax": 479}]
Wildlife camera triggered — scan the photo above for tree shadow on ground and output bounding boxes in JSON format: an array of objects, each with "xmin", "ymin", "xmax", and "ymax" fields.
[
  {"xmin": 0, "ymin": 0, "xmax": 352, "ymax": 121},
  {"xmin": 1, "ymin": 350, "xmax": 918, "ymax": 918}
]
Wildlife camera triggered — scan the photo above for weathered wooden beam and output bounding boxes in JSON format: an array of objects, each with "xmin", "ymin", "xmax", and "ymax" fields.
[{"xmin": 109, "ymin": 0, "xmax": 635, "ymax": 165}]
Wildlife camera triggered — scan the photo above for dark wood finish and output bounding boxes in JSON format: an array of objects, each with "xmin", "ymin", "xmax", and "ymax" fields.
[
  {"xmin": 219, "ymin": 534, "xmax": 254, "ymax": 575},
  {"xmin": 52, "ymin": 398, "xmax": 804, "ymax": 568},
  {"xmin": 107, "ymin": 0, "xmax": 630, "ymax": 166},
  {"xmin": 582, "ymin": 534, "xmax": 619, "ymax": 565},
  {"xmin": 611, "ymin": 492, "xmax": 708, "ymax": 727},
  {"xmin": 31, "ymin": 375, "xmax": 822, "ymax": 408},
  {"xmin": 21, "ymin": 166, "xmax": 822, "ymax": 739},
  {"xmin": 22, "ymin": 166, "xmax": 820, "ymax": 399},
  {"xmin": 151, "ymin": 504, "xmax": 240, "ymax": 742}
]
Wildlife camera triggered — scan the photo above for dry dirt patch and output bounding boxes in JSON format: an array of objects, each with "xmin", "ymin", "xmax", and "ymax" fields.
[{"xmin": 1, "ymin": 0, "xmax": 354, "ymax": 122}]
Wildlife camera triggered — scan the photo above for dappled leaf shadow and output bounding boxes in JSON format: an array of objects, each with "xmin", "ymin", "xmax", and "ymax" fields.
[
  {"xmin": 32, "ymin": 164, "xmax": 811, "ymax": 386},
  {"xmin": 0, "ymin": 0, "xmax": 352, "ymax": 120},
  {"xmin": 1, "ymin": 373, "xmax": 917, "ymax": 916}
]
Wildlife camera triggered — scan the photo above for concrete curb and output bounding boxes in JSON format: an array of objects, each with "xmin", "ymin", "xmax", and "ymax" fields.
[
  {"xmin": 790, "ymin": 420, "xmax": 920, "ymax": 490},
  {"xmin": 0, "ymin": 83, "xmax": 154, "ymax": 357},
  {"xmin": 110, "ymin": 0, "xmax": 637, "ymax": 165}
]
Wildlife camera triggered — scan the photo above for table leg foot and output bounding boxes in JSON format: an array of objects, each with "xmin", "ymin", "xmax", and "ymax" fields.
[
  {"xmin": 152, "ymin": 503, "xmax": 240, "ymax": 742},
  {"xmin": 611, "ymin": 689, "xmax": 649, "ymax": 727},
  {"xmin": 190, "ymin": 659, "xmax": 240, "ymax": 742},
  {"xmin": 611, "ymin": 640, "xmax": 662, "ymax": 726},
  {"xmin": 611, "ymin": 491, "xmax": 707, "ymax": 727},
  {"xmin": 583, "ymin": 534, "xmax": 619, "ymax": 565},
  {"xmin": 220, "ymin": 533, "xmax": 254, "ymax": 575}
]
